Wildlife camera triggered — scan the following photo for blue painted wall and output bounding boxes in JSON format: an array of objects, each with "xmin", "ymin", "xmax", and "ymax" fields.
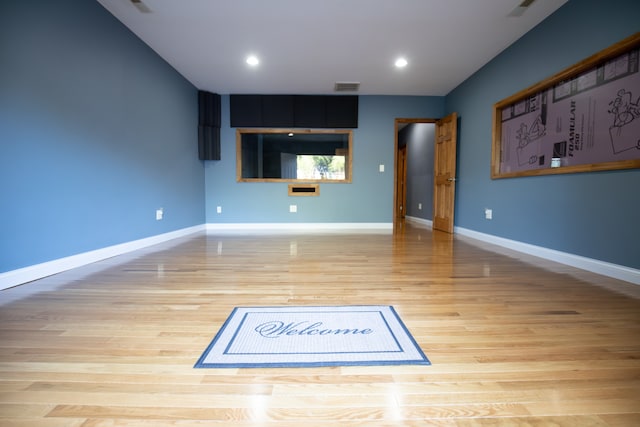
[
  {"xmin": 2, "ymin": 0, "xmax": 637, "ymax": 275},
  {"xmin": 205, "ymin": 96, "xmax": 444, "ymax": 223},
  {"xmin": 401, "ymin": 123, "xmax": 435, "ymax": 220},
  {"xmin": 0, "ymin": 0, "xmax": 204, "ymax": 272},
  {"xmin": 446, "ymin": 0, "xmax": 640, "ymax": 269}
]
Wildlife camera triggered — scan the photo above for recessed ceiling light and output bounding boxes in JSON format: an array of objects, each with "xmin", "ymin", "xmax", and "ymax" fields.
[
  {"xmin": 395, "ymin": 57, "xmax": 408, "ymax": 68},
  {"xmin": 246, "ymin": 55, "xmax": 259, "ymax": 66}
]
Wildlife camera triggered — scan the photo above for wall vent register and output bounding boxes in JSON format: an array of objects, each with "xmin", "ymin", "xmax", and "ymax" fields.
[{"xmin": 288, "ymin": 184, "xmax": 320, "ymax": 196}]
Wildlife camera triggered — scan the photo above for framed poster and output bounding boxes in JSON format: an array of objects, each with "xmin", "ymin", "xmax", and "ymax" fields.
[{"xmin": 492, "ymin": 33, "xmax": 640, "ymax": 179}]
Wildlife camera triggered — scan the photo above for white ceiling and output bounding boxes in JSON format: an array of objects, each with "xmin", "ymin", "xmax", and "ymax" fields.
[{"xmin": 96, "ymin": 0, "xmax": 568, "ymax": 96}]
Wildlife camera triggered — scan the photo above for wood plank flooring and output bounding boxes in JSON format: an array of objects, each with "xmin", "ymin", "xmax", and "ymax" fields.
[{"xmin": 1, "ymin": 223, "xmax": 639, "ymax": 426}]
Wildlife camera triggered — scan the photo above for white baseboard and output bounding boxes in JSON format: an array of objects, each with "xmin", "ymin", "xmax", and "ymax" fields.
[
  {"xmin": 0, "ymin": 225, "xmax": 206, "ymax": 291},
  {"xmin": 206, "ymin": 222, "xmax": 393, "ymax": 234},
  {"xmin": 404, "ymin": 216, "xmax": 433, "ymax": 229},
  {"xmin": 455, "ymin": 226, "xmax": 640, "ymax": 285}
]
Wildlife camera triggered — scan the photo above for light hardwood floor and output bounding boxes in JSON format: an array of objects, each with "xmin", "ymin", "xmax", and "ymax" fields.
[{"xmin": 1, "ymin": 223, "xmax": 639, "ymax": 426}]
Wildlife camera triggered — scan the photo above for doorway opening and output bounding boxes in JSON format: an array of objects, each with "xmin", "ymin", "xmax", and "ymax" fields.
[
  {"xmin": 393, "ymin": 114, "xmax": 458, "ymax": 233},
  {"xmin": 393, "ymin": 119, "xmax": 436, "ymax": 226}
]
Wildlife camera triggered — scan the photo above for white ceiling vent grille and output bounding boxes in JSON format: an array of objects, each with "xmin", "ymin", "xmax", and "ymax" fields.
[{"xmin": 334, "ymin": 82, "xmax": 360, "ymax": 92}]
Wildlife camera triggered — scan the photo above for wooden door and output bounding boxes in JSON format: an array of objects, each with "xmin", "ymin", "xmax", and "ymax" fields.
[
  {"xmin": 396, "ymin": 145, "xmax": 407, "ymax": 219},
  {"xmin": 433, "ymin": 112, "xmax": 458, "ymax": 233}
]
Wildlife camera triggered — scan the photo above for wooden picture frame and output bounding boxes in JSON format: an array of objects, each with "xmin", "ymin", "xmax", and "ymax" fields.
[{"xmin": 491, "ymin": 33, "xmax": 640, "ymax": 179}]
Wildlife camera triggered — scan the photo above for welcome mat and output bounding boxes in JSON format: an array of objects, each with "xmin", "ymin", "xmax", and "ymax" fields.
[{"xmin": 194, "ymin": 305, "xmax": 430, "ymax": 368}]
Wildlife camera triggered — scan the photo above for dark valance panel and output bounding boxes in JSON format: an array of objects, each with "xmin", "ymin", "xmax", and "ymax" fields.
[
  {"xmin": 230, "ymin": 95, "xmax": 358, "ymax": 128},
  {"xmin": 198, "ymin": 91, "xmax": 221, "ymax": 128},
  {"xmin": 198, "ymin": 126, "xmax": 220, "ymax": 160},
  {"xmin": 198, "ymin": 91, "xmax": 221, "ymax": 160}
]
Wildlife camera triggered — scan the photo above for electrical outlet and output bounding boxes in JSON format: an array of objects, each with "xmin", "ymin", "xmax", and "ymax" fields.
[
  {"xmin": 485, "ymin": 208, "xmax": 492, "ymax": 220},
  {"xmin": 216, "ymin": 206, "xmax": 222, "ymax": 214},
  {"xmin": 289, "ymin": 205, "xmax": 297, "ymax": 213},
  {"xmin": 418, "ymin": 203, "xmax": 422, "ymax": 210},
  {"xmin": 156, "ymin": 208, "xmax": 163, "ymax": 221},
  {"xmin": 379, "ymin": 164, "xmax": 385, "ymax": 172}
]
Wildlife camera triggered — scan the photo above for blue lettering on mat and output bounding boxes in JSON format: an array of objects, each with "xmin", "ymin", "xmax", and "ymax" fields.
[
  {"xmin": 255, "ymin": 320, "xmax": 374, "ymax": 338},
  {"xmin": 224, "ymin": 309, "xmax": 401, "ymax": 355}
]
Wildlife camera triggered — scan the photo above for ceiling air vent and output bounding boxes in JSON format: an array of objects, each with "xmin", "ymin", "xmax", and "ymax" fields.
[
  {"xmin": 130, "ymin": 0, "xmax": 152, "ymax": 13},
  {"xmin": 334, "ymin": 82, "xmax": 360, "ymax": 92},
  {"xmin": 508, "ymin": 0, "xmax": 536, "ymax": 17}
]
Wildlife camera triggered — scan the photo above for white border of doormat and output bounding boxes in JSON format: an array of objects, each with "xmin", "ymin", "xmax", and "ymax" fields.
[{"xmin": 194, "ymin": 305, "xmax": 430, "ymax": 368}]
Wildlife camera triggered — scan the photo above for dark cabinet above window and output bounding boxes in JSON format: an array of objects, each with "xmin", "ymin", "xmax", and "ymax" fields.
[{"xmin": 230, "ymin": 94, "xmax": 358, "ymax": 128}]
